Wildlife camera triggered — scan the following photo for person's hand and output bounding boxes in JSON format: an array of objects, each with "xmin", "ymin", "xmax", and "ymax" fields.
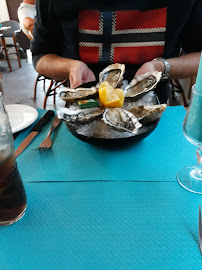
[
  {"xmin": 69, "ymin": 60, "xmax": 96, "ymax": 88},
  {"xmin": 134, "ymin": 60, "xmax": 165, "ymax": 77}
]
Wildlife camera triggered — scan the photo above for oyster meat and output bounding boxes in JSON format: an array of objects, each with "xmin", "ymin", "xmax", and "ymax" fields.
[
  {"xmin": 130, "ymin": 104, "xmax": 167, "ymax": 123},
  {"xmin": 57, "ymin": 107, "xmax": 105, "ymax": 124},
  {"xmin": 102, "ymin": 108, "xmax": 142, "ymax": 134},
  {"xmin": 124, "ymin": 71, "xmax": 162, "ymax": 98},
  {"xmin": 58, "ymin": 86, "xmax": 98, "ymax": 102},
  {"xmin": 99, "ymin": 63, "xmax": 125, "ymax": 88}
]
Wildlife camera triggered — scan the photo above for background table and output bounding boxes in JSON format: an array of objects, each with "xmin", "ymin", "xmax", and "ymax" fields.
[
  {"xmin": 1, "ymin": 105, "xmax": 202, "ymax": 269},
  {"xmin": 0, "ymin": 26, "xmax": 11, "ymax": 31}
]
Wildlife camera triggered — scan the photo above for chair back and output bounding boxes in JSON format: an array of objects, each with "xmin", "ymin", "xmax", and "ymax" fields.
[{"xmin": 1, "ymin": 20, "xmax": 21, "ymax": 37}]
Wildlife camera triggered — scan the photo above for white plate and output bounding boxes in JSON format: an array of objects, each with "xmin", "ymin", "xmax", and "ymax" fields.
[{"xmin": 5, "ymin": 104, "xmax": 38, "ymax": 133}]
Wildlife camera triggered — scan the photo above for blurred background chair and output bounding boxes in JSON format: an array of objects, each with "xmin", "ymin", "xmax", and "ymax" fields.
[
  {"xmin": 0, "ymin": 20, "xmax": 27, "ymax": 69},
  {"xmin": 169, "ymin": 77, "xmax": 196, "ymax": 108},
  {"xmin": 170, "ymin": 79, "xmax": 188, "ymax": 107},
  {"xmin": 0, "ymin": 33, "xmax": 12, "ymax": 73}
]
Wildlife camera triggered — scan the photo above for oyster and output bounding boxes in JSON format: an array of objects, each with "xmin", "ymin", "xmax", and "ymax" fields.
[
  {"xmin": 130, "ymin": 104, "xmax": 167, "ymax": 123},
  {"xmin": 58, "ymin": 86, "xmax": 98, "ymax": 102},
  {"xmin": 57, "ymin": 107, "xmax": 105, "ymax": 124},
  {"xmin": 99, "ymin": 63, "xmax": 125, "ymax": 88},
  {"xmin": 124, "ymin": 71, "xmax": 162, "ymax": 98},
  {"xmin": 102, "ymin": 108, "xmax": 142, "ymax": 134}
]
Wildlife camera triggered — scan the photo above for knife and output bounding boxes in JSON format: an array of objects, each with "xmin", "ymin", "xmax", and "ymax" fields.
[{"xmin": 15, "ymin": 110, "xmax": 55, "ymax": 157}]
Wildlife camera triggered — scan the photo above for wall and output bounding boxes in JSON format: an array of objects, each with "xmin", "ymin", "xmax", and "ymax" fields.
[
  {"xmin": 6, "ymin": 0, "xmax": 22, "ymax": 21},
  {"xmin": 0, "ymin": 0, "xmax": 10, "ymax": 22}
]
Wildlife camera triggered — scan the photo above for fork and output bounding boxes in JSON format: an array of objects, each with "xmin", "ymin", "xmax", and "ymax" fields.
[
  {"xmin": 199, "ymin": 205, "xmax": 202, "ymax": 255},
  {"xmin": 36, "ymin": 116, "xmax": 61, "ymax": 150}
]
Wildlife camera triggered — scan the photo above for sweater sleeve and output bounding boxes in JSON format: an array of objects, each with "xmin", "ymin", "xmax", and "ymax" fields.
[
  {"xmin": 181, "ymin": 0, "xmax": 202, "ymax": 53},
  {"xmin": 31, "ymin": 0, "xmax": 64, "ymax": 68}
]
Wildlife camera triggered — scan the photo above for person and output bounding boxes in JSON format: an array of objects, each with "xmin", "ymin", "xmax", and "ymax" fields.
[
  {"xmin": 31, "ymin": 0, "xmax": 202, "ymax": 103},
  {"xmin": 18, "ymin": 0, "xmax": 36, "ymax": 40}
]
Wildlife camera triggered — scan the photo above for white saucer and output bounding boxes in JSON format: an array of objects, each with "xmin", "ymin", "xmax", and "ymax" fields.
[{"xmin": 5, "ymin": 104, "xmax": 38, "ymax": 133}]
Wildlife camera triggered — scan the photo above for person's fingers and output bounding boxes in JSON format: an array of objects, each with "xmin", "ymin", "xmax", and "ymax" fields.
[
  {"xmin": 70, "ymin": 80, "xmax": 81, "ymax": 89},
  {"xmin": 69, "ymin": 72, "xmax": 83, "ymax": 88},
  {"xmin": 83, "ymin": 70, "xmax": 96, "ymax": 84},
  {"xmin": 69, "ymin": 63, "xmax": 96, "ymax": 88},
  {"xmin": 70, "ymin": 69, "xmax": 96, "ymax": 88},
  {"xmin": 134, "ymin": 62, "xmax": 156, "ymax": 77}
]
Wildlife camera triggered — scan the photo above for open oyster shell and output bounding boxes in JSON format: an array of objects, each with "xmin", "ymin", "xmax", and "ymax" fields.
[
  {"xmin": 58, "ymin": 86, "xmax": 98, "ymax": 102},
  {"xmin": 124, "ymin": 71, "xmax": 162, "ymax": 98},
  {"xmin": 57, "ymin": 107, "xmax": 105, "ymax": 124},
  {"xmin": 102, "ymin": 108, "xmax": 142, "ymax": 134},
  {"xmin": 130, "ymin": 104, "xmax": 167, "ymax": 123},
  {"xmin": 99, "ymin": 63, "xmax": 125, "ymax": 88}
]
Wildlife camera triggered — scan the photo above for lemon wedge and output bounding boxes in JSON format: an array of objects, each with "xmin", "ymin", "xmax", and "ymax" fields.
[{"xmin": 99, "ymin": 82, "xmax": 124, "ymax": 108}]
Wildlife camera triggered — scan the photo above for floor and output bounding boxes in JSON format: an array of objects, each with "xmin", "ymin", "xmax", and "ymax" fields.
[
  {"xmin": 1, "ymin": 54, "xmax": 190, "ymax": 109},
  {"xmin": 1, "ymin": 55, "xmax": 66, "ymax": 110}
]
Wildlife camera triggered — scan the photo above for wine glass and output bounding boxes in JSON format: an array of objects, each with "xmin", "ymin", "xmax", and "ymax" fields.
[{"xmin": 177, "ymin": 84, "xmax": 202, "ymax": 194}]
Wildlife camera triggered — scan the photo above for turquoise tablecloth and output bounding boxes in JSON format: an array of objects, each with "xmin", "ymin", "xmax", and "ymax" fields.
[
  {"xmin": 14, "ymin": 106, "xmax": 196, "ymax": 182},
  {"xmin": 0, "ymin": 181, "xmax": 201, "ymax": 270},
  {"xmin": 1, "ymin": 105, "xmax": 202, "ymax": 269}
]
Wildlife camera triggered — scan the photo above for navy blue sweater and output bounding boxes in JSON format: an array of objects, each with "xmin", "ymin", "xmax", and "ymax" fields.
[{"xmin": 31, "ymin": 0, "xmax": 202, "ymax": 102}]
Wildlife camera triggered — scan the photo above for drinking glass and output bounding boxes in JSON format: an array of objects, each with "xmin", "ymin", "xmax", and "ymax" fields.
[
  {"xmin": 0, "ymin": 84, "xmax": 27, "ymax": 225},
  {"xmin": 177, "ymin": 85, "xmax": 202, "ymax": 194}
]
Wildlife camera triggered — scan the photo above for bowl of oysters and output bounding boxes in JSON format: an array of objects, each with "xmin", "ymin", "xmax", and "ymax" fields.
[{"xmin": 57, "ymin": 63, "xmax": 167, "ymax": 146}]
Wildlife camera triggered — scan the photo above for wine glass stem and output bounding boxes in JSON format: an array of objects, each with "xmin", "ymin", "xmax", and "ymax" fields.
[{"xmin": 196, "ymin": 147, "xmax": 202, "ymax": 175}]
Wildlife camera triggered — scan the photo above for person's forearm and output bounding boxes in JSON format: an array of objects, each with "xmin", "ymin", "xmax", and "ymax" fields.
[
  {"xmin": 36, "ymin": 54, "xmax": 75, "ymax": 80},
  {"xmin": 168, "ymin": 52, "xmax": 200, "ymax": 79},
  {"xmin": 23, "ymin": 17, "xmax": 34, "ymax": 31},
  {"xmin": 154, "ymin": 52, "xmax": 200, "ymax": 79}
]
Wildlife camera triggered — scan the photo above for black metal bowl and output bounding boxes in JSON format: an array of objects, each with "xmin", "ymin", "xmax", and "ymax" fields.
[{"xmin": 65, "ymin": 81, "xmax": 160, "ymax": 147}]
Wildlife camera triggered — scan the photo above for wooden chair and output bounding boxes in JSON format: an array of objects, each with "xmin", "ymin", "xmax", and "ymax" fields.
[
  {"xmin": 34, "ymin": 74, "xmax": 67, "ymax": 109},
  {"xmin": 1, "ymin": 20, "xmax": 27, "ymax": 69}
]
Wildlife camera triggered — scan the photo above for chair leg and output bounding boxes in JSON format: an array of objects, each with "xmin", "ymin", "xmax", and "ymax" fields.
[
  {"xmin": 4, "ymin": 50, "xmax": 12, "ymax": 72},
  {"xmin": 43, "ymin": 77, "xmax": 46, "ymax": 92},
  {"xmin": 52, "ymin": 81, "xmax": 57, "ymax": 106},
  {"xmin": 53, "ymin": 89, "xmax": 56, "ymax": 106},
  {"xmin": 15, "ymin": 46, "xmax": 21, "ymax": 68},
  {"xmin": 0, "ymin": 70, "xmax": 2, "ymax": 79},
  {"xmin": 13, "ymin": 35, "xmax": 21, "ymax": 68},
  {"xmin": 18, "ymin": 47, "xmax": 27, "ymax": 63},
  {"xmin": 0, "ymin": 36, "xmax": 12, "ymax": 72},
  {"xmin": 34, "ymin": 74, "xmax": 40, "ymax": 101},
  {"xmin": 43, "ymin": 80, "xmax": 54, "ymax": 109}
]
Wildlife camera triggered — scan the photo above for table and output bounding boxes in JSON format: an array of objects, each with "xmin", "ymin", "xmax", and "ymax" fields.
[
  {"xmin": 1, "ymin": 106, "xmax": 201, "ymax": 269},
  {"xmin": 0, "ymin": 26, "xmax": 11, "ymax": 31}
]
